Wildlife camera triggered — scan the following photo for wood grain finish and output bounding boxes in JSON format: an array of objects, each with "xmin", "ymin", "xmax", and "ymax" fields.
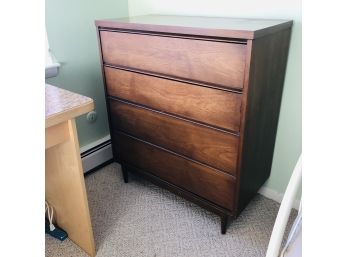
[
  {"xmin": 45, "ymin": 121, "xmax": 70, "ymax": 149},
  {"xmin": 237, "ymin": 29, "xmax": 292, "ymax": 214},
  {"xmin": 115, "ymin": 132, "xmax": 236, "ymax": 211},
  {"xmin": 96, "ymin": 15, "xmax": 293, "ymax": 40},
  {"xmin": 46, "ymin": 120, "xmax": 95, "ymax": 257},
  {"xmin": 109, "ymin": 99, "xmax": 239, "ymax": 174},
  {"xmin": 96, "ymin": 15, "xmax": 292, "ymax": 233},
  {"xmin": 100, "ymin": 31, "xmax": 246, "ymax": 89},
  {"xmin": 45, "ymin": 84, "xmax": 96, "ymax": 256},
  {"xmin": 104, "ymin": 67, "xmax": 242, "ymax": 132}
]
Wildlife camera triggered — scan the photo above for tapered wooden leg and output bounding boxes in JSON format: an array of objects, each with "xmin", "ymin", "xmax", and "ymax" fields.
[
  {"xmin": 221, "ymin": 215, "xmax": 229, "ymax": 234},
  {"xmin": 121, "ymin": 164, "xmax": 128, "ymax": 183}
]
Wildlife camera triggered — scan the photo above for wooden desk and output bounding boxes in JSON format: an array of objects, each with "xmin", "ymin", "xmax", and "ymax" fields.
[{"xmin": 45, "ymin": 84, "xmax": 95, "ymax": 257}]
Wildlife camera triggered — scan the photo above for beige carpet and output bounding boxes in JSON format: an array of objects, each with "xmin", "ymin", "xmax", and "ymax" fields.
[{"xmin": 45, "ymin": 163, "xmax": 296, "ymax": 257}]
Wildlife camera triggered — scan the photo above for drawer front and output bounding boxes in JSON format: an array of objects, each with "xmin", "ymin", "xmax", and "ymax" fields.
[
  {"xmin": 110, "ymin": 99, "xmax": 239, "ymax": 175},
  {"xmin": 100, "ymin": 31, "xmax": 246, "ymax": 89},
  {"xmin": 114, "ymin": 132, "xmax": 235, "ymax": 210},
  {"xmin": 104, "ymin": 67, "xmax": 242, "ymax": 132}
]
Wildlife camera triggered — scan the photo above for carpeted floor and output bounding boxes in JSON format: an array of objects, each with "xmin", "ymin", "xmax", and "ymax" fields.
[{"xmin": 45, "ymin": 163, "xmax": 297, "ymax": 257}]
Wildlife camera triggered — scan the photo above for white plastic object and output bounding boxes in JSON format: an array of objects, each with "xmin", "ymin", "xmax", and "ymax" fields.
[
  {"xmin": 266, "ymin": 155, "xmax": 302, "ymax": 257},
  {"xmin": 45, "ymin": 201, "xmax": 56, "ymax": 232}
]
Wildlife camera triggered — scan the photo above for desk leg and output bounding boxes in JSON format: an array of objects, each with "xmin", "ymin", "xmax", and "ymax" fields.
[{"xmin": 45, "ymin": 119, "xmax": 96, "ymax": 257}]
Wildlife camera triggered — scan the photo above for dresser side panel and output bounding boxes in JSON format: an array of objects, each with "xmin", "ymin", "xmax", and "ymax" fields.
[{"xmin": 237, "ymin": 28, "xmax": 292, "ymax": 213}]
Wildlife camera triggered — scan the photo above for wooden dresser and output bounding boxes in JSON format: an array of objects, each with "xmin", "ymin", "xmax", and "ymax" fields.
[{"xmin": 95, "ymin": 15, "xmax": 292, "ymax": 234}]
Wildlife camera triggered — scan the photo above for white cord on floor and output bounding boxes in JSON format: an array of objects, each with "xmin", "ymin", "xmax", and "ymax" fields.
[{"xmin": 45, "ymin": 201, "xmax": 56, "ymax": 231}]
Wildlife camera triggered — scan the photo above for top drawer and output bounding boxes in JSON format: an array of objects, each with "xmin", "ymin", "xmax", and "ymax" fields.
[{"xmin": 99, "ymin": 31, "xmax": 247, "ymax": 90}]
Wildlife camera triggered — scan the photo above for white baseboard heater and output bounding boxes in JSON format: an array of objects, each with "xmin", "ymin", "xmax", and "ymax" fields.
[{"xmin": 81, "ymin": 136, "xmax": 113, "ymax": 174}]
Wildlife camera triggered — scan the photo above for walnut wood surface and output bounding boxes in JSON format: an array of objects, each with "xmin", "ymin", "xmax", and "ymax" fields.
[
  {"xmin": 237, "ymin": 29, "xmax": 292, "ymax": 213},
  {"xmin": 110, "ymin": 99, "xmax": 239, "ymax": 174},
  {"xmin": 95, "ymin": 15, "xmax": 293, "ymax": 39},
  {"xmin": 100, "ymin": 31, "xmax": 246, "ymax": 89},
  {"xmin": 115, "ymin": 132, "xmax": 236, "ymax": 211},
  {"xmin": 122, "ymin": 164, "xmax": 234, "ymax": 218},
  {"xmin": 104, "ymin": 67, "xmax": 242, "ymax": 132},
  {"xmin": 96, "ymin": 15, "xmax": 293, "ymax": 233}
]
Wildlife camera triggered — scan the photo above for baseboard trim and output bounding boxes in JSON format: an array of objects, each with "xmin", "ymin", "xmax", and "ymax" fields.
[
  {"xmin": 45, "ymin": 62, "xmax": 60, "ymax": 78},
  {"xmin": 84, "ymin": 159, "xmax": 114, "ymax": 176},
  {"xmin": 80, "ymin": 135, "xmax": 113, "ymax": 174},
  {"xmin": 258, "ymin": 186, "xmax": 300, "ymax": 210},
  {"xmin": 80, "ymin": 135, "xmax": 111, "ymax": 154}
]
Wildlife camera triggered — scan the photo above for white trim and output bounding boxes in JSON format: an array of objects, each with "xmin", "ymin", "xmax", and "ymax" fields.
[
  {"xmin": 266, "ymin": 155, "xmax": 302, "ymax": 257},
  {"xmin": 45, "ymin": 30, "xmax": 60, "ymax": 78},
  {"xmin": 80, "ymin": 134, "xmax": 111, "ymax": 154},
  {"xmin": 258, "ymin": 186, "xmax": 301, "ymax": 210},
  {"xmin": 81, "ymin": 143, "xmax": 113, "ymax": 173},
  {"xmin": 80, "ymin": 135, "xmax": 113, "ymax": 173},
  {"xmin": 45, "ymin": 63, "xmax": 60, "ymax": 78}
]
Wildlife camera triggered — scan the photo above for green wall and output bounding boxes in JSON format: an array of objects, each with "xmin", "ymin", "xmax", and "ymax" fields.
[
  {"xmin": 46, "ymin": 0, "xmax": 128, "ymax": 148},
  {"xmin": 128, "ymin": 0, "xmax": 302, "ymax": 196}
]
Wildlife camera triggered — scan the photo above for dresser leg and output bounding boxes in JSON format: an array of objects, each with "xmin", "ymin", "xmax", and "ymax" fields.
[
  {"xmin": 221, "ymin": 215, "xmax": 229, "ymax": 234},
  {"xmin": 121, "ymin": 165, "xmax": 128, "ymax": 183}
]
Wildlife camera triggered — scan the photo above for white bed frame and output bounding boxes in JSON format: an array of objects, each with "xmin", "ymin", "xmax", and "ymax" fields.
[{"xmin": 266, "ymin": 155, "xmax": 302, "ymax": 257}]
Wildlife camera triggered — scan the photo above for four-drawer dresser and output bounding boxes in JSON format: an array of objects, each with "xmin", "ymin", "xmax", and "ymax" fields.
[{"xmin": 95, "ymin": 15, "xmax": 293, "ymax": 234}]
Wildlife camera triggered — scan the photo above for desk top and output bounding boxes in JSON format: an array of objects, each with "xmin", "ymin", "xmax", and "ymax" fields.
[{"xmin": 45, "ymin": 84, "xmax": 94, "ymax": 128}]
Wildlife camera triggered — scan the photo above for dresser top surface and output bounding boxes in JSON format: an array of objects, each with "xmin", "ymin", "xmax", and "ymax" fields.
[{"xmin": 96, "ymin": 15, "xmax": 292, "ymax": 39}]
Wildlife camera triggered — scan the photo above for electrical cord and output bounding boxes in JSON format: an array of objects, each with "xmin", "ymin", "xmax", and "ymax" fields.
[{"xmin": 45, "ymin": 201, "xmax": 56, "ymax": 231}]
